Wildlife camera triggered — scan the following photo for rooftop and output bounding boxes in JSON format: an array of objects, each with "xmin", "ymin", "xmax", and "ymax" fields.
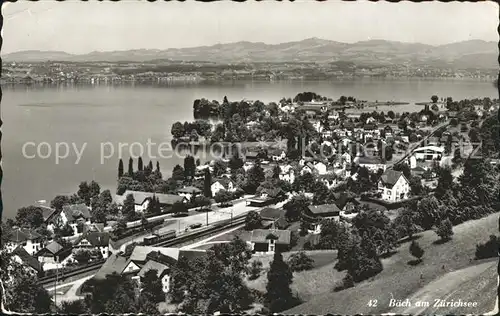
[
  {"xmin": 379, "ymin": 169, "xmax": 405, "ymax": 187},
  {"xmin": 307, "ymin": 204, "xmax": 341, "ymax": 215},
  {"xmin": 62, "ymin": 203, "xmax": 91, "ymax": 222},
  {"xmin": 120, "ymin": 190, "xmax": 186, "ymax": 205},
  {"xmin": 250, "ymin": 229, "xmax": 291, "ymax": 244}
]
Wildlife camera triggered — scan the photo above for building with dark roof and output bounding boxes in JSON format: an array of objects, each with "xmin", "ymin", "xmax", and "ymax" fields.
[
  {"xmin": 6, "ymin": 228, "xmax": 43, "ymax": 256},
  {"xmin": 73, "ymin": 232, "xmax": 111, "ymax": 259},
  {"xmin": 177, "ymin": 186, "xmax": 203, "ymax": 200},
  {"xmin": 354, "ymin": 155, "xmax": 387, "ymax": 172},
  {"xmin": 12, "ymin": 246, "xmax": 43, "ymax": 274},
  {"xmin": 118, "ymin": 190, "xmax": 187, "ymax": 213},
  {"xmin": 94, "ymin": 246, "xmax": 207, "ymax": 295},
  {"xmin": 35, "ymin": 241, "xmax": 73, "ymax": 271},
  {"xmin": 249, "ymin": 229, "xmax": 291, "ymax": 253},
  {"xmin": 378, "ymin": 169, "xmax": 410, "ymax": 202},
  {"xmin": 62, "ymin": 203, "xmax": 92, "ymax": 223}
]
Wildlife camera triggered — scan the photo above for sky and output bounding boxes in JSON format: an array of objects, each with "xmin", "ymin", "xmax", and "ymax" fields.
[{"xmin": 2, "ymin": 0, "xmax": 498, "ymax": 55}]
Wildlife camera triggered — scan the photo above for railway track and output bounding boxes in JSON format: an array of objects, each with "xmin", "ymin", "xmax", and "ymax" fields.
[{"xmin": 38, "ymin": 215, "xmax": 246, "ymax": 286}]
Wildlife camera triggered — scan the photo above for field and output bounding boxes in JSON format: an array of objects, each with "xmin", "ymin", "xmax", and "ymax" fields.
[
  {"xmin": 245, "ymin": 250, "xmax": 342, "ymax": 302},
  {"xmin": 285, "ymin": 211, "xmax": 500, "ymax": 314}
]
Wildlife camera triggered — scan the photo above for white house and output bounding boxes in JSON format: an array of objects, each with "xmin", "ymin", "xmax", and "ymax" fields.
[
  {"xmin": 341, "ymin": 152, "xmax": 352, "ymax": 165},
  {"xmin": 176, "ymin": 186, "xmax": 202, "ymax": 201},
  {"xmin": 412, "ymin": 146, "xmax": 445, "ymax": 161},
  {"xmin": 279, "ymin": 165, "xmax": 296, "ymax": 184},
  {"xmin": 95, "ymin": 246, "xmax": 206, "ymax": 296},
  {"xmin": 378, "ymin": 170, "xmax": 410, "ymax": 202},
  {"xmin": 269, "ymin": 149, "xmax": 286, "ymax": 162},
  {"xmin": 354, "ymin": 156, "xmax": 387, "ymax": 172},
  {"xmin": 211, "ymin": 178, "xmax": 237, "ymax": 195},
  {"xmin": 35, "ymin": 241, "xmax": 74, "ymax": 271},
  {"xmin": 119, "ymin": 191, "xmax": 187, "ymax": 213},
  {"xmin": 300, "ymin": 163, "xmax": 314, "ymax": 175},
  {"xmin": 314, "ymin": 162, "xmax": 328, "ymax": 175},
  {"xmin": 248, "ymin": 229, "xmax": 291, "ymax": 254},
  {"xmin": 73, "ymin": 232, "xmax": 111, "ymax": 259},
  {"xmin": 6, "ymin": 228, "xmax": 43, "ymax": 256},
  {"xmin": 50, "ymin": 203, "xmax": 93, "ymax": 235}
]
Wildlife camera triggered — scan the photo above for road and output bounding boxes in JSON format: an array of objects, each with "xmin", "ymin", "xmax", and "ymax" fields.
[{"xmin": 47, "ymin": 274, "xmax": 94, "ymax": 305}]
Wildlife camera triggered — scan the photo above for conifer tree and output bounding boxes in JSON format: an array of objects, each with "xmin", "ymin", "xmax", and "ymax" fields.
[
  {"xmin": 138, "ymin": 157, "xmax": 144, "ymax": 171},
  {"xmin": 265, "ymin": 250, "xmax": 295, "ymax": 312},
  {"xmin": 118, "ymin": 159, "xmax": 124, "ymax": 179},
  {"xmin": 128, "ymin": 157, "xmax": 134, "ymax": 176},
  {"xmin": 204, "ymin": 168, "xmax": 212, "ymax": 198}
]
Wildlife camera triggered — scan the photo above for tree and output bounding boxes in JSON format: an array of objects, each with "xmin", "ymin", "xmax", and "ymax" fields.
[
  {"xmin": 114, "ymin": 218, "xmax": 128, "ymax": 236},
  {"xmin": 248, "ymin": 260, "xmax": 263, "ymax": 280},
  {"xmin": 244, "ymin": 163, "xmax": 265, "ymax": 194},
  {"xmin": 431, "ymin": 95, "xmax": 439, "ymax": 103},
  {"xmin": 244, "ymin": 211, "xmax": 262, "ymax": 231},
  {"xmin": 265, "ymin": 251, "xmax": 296, "ymax": 312},
  {"xmin": 283, "ymin": 194, "xmax": 310, "ymax": 222},
  {"xmin": 15, "ymin": 206, "xmax": 44, "ymax": 228},
  {"xmin": 74, "ymin": 249, "xmax": 92, "ymax": 264},
  {"xmin": 214, "ymin": 189, "xmax": 233, "ymax": 206},
  {"xmin": 140, "ymin": 269, "xmax": 165, "ymax": 304},
  {"xmin": 184, "ymin": 155, "xmax": 196, "ymax": 179},
  {"xmin": 78, "ymin": 181, "xmax": 91, "ymax": 206},
  {"xmin": 89, "ymin": 180, "xmax": 101, "ymax": 202},
  {"xmin": 59, "ymin": 300, "xmax": 89, "ymax": 314},
  {"xmin": 147, "ymin": 196, "xmax": 161, "ymax": 215},
  {"xmin": 416, "ymin": 196, "xmax": 442, "ymax": 230},
  {"xmin": 409, "ymin": 240, "xmax": 424, "ymax": 263},
  {"xmin": 118, "ymin": 159, "xmax": 124, "ymax": 179},
  {"xmin": 435, "ymin": 167, "xmax": 453, "ymax": 198},
  {"xmin": 156, "ymin": 161, "xmax": 161, "ymax": 173},
  {"xmin": 3, "ymin": 268, "xmax": 52, "ymax": 313},
  {"xmin": 213, "ymin": 159, "xmax": 228, "ymax": 177},
  {"xmin": 172, "ymin": 201, "xmax": 188, "ymax": 215},
  {"xmin": 387, "ymin": 110, "xmax": 395, "ymax": 119},
  {"xmin": 193, "ymin": 195, "xmax": 211, "ymax": 211},
  {"xmin": 122, "ymin": 193, "xmax": 136, "ymax": 221},
  {"xmin": 393, "ymin": 207, "xmax": 419, "ymax": 240},
  {"xmin": 138, "ymin": 157, "xmax": 144, "ymax": 172},
  {"xmin": 171, "ymin": 121, "xmax": 185, "ymax": 139},
  {"xmin": 128, "ymin": 157, "xmax": 134, "ymax": 176},
  {"xmin": 288, "ymin": 251, "xmax": 314, "ymax": 272},
  {"xmin": 203, "ymin": 168, "xmax": 212, "ymax": 198},
  {"xmin": 50, "ymin": 195, "xmax": 70, "ymax": 211},
  {"xmin": 172, "ymin": 164, "xmax": 185, "ymax": 181},
  {"xmin": 434, "ymin": 218, "xmax": 454, "ymax": 242}
]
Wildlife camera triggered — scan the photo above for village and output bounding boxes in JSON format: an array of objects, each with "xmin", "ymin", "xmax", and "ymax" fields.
[{"xmin": 2, "ymin": 91, "xmax": 499, "ymax": 314}]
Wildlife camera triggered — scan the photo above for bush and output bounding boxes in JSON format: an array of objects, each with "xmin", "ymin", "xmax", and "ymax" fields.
[
  {"xmin": 475, "ymin": 235, "xmax": 498, "ymax": 260},
  {"xmin": 434, "ymin": 218, "xmax": 453, "ymax": 241},
  {"xmin": 244, "ymin": 211, "xmax": 262, "ymax": 231},
  {"xmin": 73, "ymin": 249, "xmax": 92, "ymax": 265},
  {"xmin": 409, "ymin": 240, "xmax": 424, "ymax": 262},
  {"xmin": 248, "ymin": 260, "xmax": 263, "ymax": 280},
  {"xmin": 342, "ymin": 272, "xmax": 354, "ymax": 289},
  {"xmin": 287, "ymin": 251, "xmax": 314, "ymax": 272}
]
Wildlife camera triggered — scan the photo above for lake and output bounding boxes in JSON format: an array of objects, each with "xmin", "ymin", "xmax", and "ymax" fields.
[{"xmin": 2, "ymin": 79, "xmax": 497, "ymax": 218}]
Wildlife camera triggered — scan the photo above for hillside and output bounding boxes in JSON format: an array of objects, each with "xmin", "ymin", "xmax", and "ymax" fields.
[
  {"xmin": 3, "ymin": 38, "xmax": 498, "ymax": 69},
  {"xmin": 284, "ymin": 212, "xmax": 499, "ymax": 315}
]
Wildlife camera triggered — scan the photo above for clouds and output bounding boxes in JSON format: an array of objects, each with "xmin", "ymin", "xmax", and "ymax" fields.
[{"xmin": 2, "ymin": 0, "xmax": 497, "ymax": 54}]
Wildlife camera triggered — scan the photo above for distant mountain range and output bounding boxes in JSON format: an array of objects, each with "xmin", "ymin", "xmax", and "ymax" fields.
[{"xmin": 3, "ymin": 38, "xmax": 498, "ymax": 69}]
